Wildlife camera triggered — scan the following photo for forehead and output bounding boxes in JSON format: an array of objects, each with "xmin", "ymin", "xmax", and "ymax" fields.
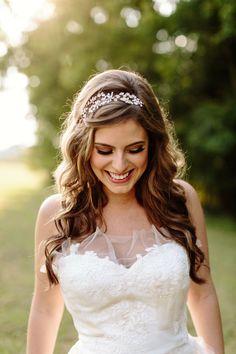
[{"xmin": 93, "ymin": 118, "xmax": 148, "ymax": 145}]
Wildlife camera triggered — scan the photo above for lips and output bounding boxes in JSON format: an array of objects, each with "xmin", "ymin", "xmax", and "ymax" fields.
[{"xmin": 105, "ymin": 169, "xmax": 134, "ymax": 183}]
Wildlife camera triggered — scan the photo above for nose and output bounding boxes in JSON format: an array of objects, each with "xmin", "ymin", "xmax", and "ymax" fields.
[{"xmin": 111, "ymin": 152, "xmax": 128, "ymax": 173}]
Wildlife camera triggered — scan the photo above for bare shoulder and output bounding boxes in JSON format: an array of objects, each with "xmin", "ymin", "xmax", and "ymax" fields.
[
  {"xmin": 174, "ymin": 179, "xmax": 200, "ymax": 209},
  {"xmin": 35, "ymin": 194, "xmax": 62, "ymax": 245},
  {"xmin": 174, "ymin": 179, "xmax": 205, "ymax": 229},
  {"xmin": 174, "ymin": 178, "xmax": 198, "ymax": 196},
  {"xmin": 38, "ymin": 193, "xmax": 62, "ymax": 220},
  {"xmin": 174, "ymin": 179, "xmax": 207, "ymax": 239}
]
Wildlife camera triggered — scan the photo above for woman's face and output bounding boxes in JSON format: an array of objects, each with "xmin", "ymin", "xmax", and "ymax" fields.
[{"xmin": 90, "ymin": 118, "xmax": 149, "ymax": 197}]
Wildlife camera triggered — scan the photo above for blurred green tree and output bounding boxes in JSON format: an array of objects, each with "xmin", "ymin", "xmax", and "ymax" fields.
[
  {"xmin": 5, "ymin": 0, "xmax": 235, "ymax": 212},
  {"xmin": 166, "ymin": 0, "xmax": 236, "ymax": 212}
]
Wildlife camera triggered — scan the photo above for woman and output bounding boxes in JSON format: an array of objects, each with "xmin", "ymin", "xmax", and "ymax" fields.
[{"xmin": 27, "ymin": 69, "xmax": 224, "ymax": 354}]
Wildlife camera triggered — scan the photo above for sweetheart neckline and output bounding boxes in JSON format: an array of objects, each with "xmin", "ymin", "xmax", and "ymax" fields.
[{"xmin": 58, "ymin": 241, "xmax": 186, "ymax": 271}]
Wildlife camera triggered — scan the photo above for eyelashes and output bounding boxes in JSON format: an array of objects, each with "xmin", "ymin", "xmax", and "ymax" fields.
[
  {"xmin": 96, "ymin": 150, "xmax": 112, "ymax": 155},
  {"xmin": 129, "ymin": 146, "xmax": 145, "ymax": 154},
  {"xmin": 96, "ymin": 146, "xmax": 145, "ymax": 155}
]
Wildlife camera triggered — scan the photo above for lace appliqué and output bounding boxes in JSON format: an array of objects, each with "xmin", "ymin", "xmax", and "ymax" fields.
[
  {"xmin": 39, "ymin": 226, "xmax": 214, "ymax": 354},
  {"xmin": 196, "ymin": 238, "xmax": 203, "ymax": 248}
]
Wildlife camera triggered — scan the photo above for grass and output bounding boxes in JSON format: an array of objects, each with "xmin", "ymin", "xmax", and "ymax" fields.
[
  {"xmin": 207, "ymin": 216, "xmax": 236, "ymax": 353},
  {"xmin": 0, "ymin": 161, "xmax": 235, "ymax": 353}
]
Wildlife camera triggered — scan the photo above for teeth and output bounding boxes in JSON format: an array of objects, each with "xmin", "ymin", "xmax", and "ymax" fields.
[{"xmin": 109, "ymin": 171, "xmax": 130, "ymax": 180}]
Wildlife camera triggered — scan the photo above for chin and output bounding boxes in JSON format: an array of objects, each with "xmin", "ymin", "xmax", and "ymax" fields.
[{"xmin": 104, "ymin": 184, "xmax": 135, "ymax": 195}]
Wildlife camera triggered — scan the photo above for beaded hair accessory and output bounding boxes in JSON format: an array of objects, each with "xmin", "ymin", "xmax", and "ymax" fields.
[{"xmin": 81, "ymin": 91, "xmax": 143, "ymax": 120}]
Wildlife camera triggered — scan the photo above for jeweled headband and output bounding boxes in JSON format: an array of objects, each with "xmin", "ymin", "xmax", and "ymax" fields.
[{"xmin": 81, "ymin": 91, "xmax": 143, "ymax": 120}]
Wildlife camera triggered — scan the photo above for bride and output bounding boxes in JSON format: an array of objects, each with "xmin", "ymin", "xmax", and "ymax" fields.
[{"xmin": 26, "ymin": 69, "xmax": 224, "ymax": 353}]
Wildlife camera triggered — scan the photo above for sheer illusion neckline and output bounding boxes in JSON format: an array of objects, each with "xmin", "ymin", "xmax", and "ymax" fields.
[
  {"xmin": 57, "ymin": 225, "xmax": 175, "ymax": 269},
  {"xmin": 95, "ymin": 224, "xmax": 159, "ymax": 241},
  {"xmin": 69, "ymin": 224, "xmax": 168, "ymax": 246}
]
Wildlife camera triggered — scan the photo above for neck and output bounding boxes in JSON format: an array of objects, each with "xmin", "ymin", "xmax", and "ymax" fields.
[
  {"xmin": 105, "ymin": 189, "xmax": 138, "ymax": 208},
  {"xmin": 101, "ymin": 189, "xmax": 150, "ymax": 234}
]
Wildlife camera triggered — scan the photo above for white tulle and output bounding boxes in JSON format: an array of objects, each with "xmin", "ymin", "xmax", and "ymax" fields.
[{"xmin": 41, "ymin": 226, "xmax": 214, "ymax": 354}]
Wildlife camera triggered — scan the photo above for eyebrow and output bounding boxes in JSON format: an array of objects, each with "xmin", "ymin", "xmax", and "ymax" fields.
[{"xmin": 94, "ymin": 141, "xmax": 146, "ymax": 148}]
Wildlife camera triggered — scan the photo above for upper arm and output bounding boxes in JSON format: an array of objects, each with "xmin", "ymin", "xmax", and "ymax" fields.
[
  {"xmin": 175, "ymin": 179, "xmax": 210, "ymax": 267},
  {"xmin": 32, "ymin": 194, "xmax": 64, "ymax": 315},
  {"xmin": 175, "ymin": 180, "xmax": 214, "ymax": 299}
]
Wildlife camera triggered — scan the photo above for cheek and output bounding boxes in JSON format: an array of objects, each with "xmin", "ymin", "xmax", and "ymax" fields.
[
  {"xmin": 90, "ymin": 152, "xmax": 107, "ymax": 171},
  {"xmin": 136, "ymin": 151, "xmax": 149, "ymax": 169}
]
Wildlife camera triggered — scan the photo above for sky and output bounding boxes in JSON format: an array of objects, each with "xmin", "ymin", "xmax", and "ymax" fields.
[
  {"xmin": 0, "ymin": 0, "xmax": 54, "ymax": 151},
  {"xmin": 0, "ymin": 68, "xmax": 37, "ymax": 150}
]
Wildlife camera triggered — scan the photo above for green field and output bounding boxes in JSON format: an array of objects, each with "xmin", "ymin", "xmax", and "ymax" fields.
[{"xmin": 0, "ymin": 161, "xmax": 235, "ymax": 353}]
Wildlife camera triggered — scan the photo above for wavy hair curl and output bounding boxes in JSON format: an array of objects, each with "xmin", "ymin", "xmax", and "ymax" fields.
[{"xmin": 44, "ymin": 69, "xmax": 205, "ymax": 285}]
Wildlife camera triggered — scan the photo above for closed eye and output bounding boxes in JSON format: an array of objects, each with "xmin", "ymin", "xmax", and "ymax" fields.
[
  {"xmin": 96, "ymin": 149, "xmax": 112, "ymax": 155},
  {"xmin": 129, "ymin": 146, "xmax": 145, "ymax": 154},
  {"xmin": 96, "ymin": 147, "xmax": 145, "ymax": 155}
]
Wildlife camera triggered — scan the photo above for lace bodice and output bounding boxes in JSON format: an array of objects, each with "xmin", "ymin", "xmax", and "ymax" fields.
[{"xmin": 41, "ymin": 226, "xmax": 214, "ymax": 354}]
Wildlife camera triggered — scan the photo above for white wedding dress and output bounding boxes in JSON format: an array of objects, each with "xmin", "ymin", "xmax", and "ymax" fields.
[{"xmin": 42, "ymin": 225, "xmax": 214, "ymax": 354}]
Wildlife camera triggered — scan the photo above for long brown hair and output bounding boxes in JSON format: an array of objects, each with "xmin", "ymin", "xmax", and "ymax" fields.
[{"xmin": 44, "ymin": 69, "xmax": 205, "ymax": 285}]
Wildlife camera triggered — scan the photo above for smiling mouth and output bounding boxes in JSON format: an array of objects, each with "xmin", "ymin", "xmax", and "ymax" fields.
[{"xmin": 105, "ymin": 170, "xmax": 134, "ymax": 181}]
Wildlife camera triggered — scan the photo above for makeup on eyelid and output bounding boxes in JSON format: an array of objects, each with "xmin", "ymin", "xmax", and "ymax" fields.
[{"xmin": 95, "ymin": 145, "xmax": 145, "ymax": 155}]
